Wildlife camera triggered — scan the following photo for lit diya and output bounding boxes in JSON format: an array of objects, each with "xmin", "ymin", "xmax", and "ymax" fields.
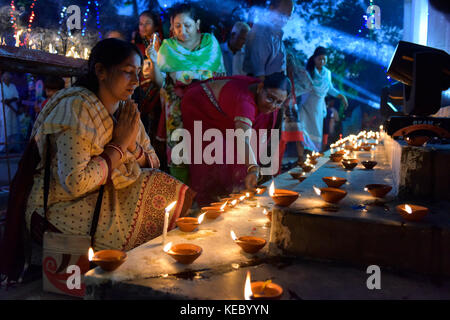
[
  {"xmin": 364, "ymin": 184, "xmax": 392, "ymax": 198},
  {"xmin": 90, "ymin": 248, "xmax": 127, "ymax": 272},
  {"xmin": 396, "ymin": 204, "xmax": 429, "ymax": 222},
  {"xmin": 231, "ymin": 230, "xmax": 266, "ymax": 254},
  {"xmin": 314, "ymin": 186, "xmax": 347, "ymax": 204},
  {"xmin": 268, "ymin": 181, "xmax": 299, "ymax": 207},
  {"xmin": 176, "ymin": 213, "xmax": 205, "ymax": 232},
  {"xmin": 301, "ymin": 164, "xmax": 314, "ymax": 173},
  {"xmin": 342, "ymin": 159, "xmax": 358, "ymax": 170},
  {"xmin": 289, "ymin": 171, "xmax": 306, "ymax": 182},
  {"xmin": 361, "ymin": 160, "xmax": 377, "ymax": 170},
  {"xmin": 255, "ymin": 186, "xmax": 267, "ymax": 195},
  {"xmin": 201, "ymin": 202, "xmax": 228, "ymax": 219},
  {"xmin": 329, "ymin": 153, "xmax": 344, "ymax": 162},
  {"xmin": 164, "ymin": 242, "xmax": 202, "ymax": 264},
  {"xmin": 219, "ymin": 197, "xmax": 238, "ymax": 207},
  {"xmin": 406, "ymin": 136, "xmax": 430, "ymax": 147},
  {"xmin": 322, "ymin": 176, "xmax": 347, "ymax": 188},
  {"xmin": 244, "ymin": 271, "xmax": 283, "ymax": 300}
]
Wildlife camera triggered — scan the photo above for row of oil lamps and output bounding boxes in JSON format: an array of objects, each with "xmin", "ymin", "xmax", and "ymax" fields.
[
  {"xmin": 87, "ymin": 128, "xmax": 428, "ymax": 299},
  {"xmin": 285, "ymin": 128, "xmax": 429, "ymax": 219},
  {"xmin": 87, "ymin": 187, "xmax": 282, "ymax": 299}
]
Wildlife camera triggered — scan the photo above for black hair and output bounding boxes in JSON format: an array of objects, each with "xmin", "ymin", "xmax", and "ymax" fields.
[
  {"xmin": 74, "ymin": 38, "xmax": 143, "ymax": 94},
  {"xmin": 263, "ymin": 72, "xmax": 291, "ymax": 95},
  {"xmin": 169, "ymin": 2, "xmax": 201, "ymax": 22},
  {"xmin": 44, "ymin": 75, "xmax": 65, "ymax": 90},
  {"xmin": 306, "ymin": 46, "xmax": 327, "ymax": 78},
  {"xmin": 133, "ymin": 10, "xmax": 162, "ymax": 45}
]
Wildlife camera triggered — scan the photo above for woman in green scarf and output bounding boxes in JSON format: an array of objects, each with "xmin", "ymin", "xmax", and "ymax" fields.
[{"xmin": 146, "ymin": 2, "xmax": 225, "ymax": 184}]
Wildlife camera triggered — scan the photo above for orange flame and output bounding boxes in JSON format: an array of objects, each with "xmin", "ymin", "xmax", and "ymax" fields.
[
  {"xmin": 88, "ymin": 247, "xmax": 94, "ymax": 261},
  {"xmin": 313, "ymin": 186, "xmax": 321, "ymax": 196},
  {"xmin": 269, "ymin": 181, "xmax": 275, "ymax": 197},
  {"xmin": 405, "ymin": 205, "xmax": 412, "ymax": 214},
  {"xmin": 244, "ymin": 271, "xmax": 253, "ymax": 300},
  {"xmin": 198, "ymin": 213, "xmax": 206, "ymax": 224},
  {"xmin": 230, "ymin": 230, "xmax": 238, "ymax": 241},
  {"xmin": 220, "ymin": 201, "xmax": 227, "ymax": 211},
  {"xmin": 263, "ymin": 209, "xmax": 268, "ymax": 215},
  {"xmin": 165, "ymin": 201, "xmax": 177, "ymax": 212},
  {"xmin": 231, "ymin": 199, "xmax": 237, "ymax": 206},
  {"xmin": 163, "ymin": 242, "xmax": 172, "ymax": 252}
]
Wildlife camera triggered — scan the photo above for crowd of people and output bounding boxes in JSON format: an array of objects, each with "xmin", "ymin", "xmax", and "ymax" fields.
[{"xmin": 0, "ymin": 0, "xmax": 352, "ymax": 283}]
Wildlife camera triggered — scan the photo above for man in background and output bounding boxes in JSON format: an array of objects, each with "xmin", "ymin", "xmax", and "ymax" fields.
[
  {"xmin": 220, "ymin": 21, "xmax": 251, "ymax": 76},
  {"xmin": 243, "ymin": 0, "xmax": 294, "ymax": 80}
]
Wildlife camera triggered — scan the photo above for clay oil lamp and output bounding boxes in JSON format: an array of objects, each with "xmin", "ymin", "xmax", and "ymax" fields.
[
  {"xmin": 364, "ymin": 184, "xmax": 392, "ymax": 198},
  {"xmin": 405, "ymin": 136, "xmax": 430, "ymax": 147},
  {"xmin": 176, "ymin": 213, "xmax": 205, "ymax": 232},
  {"xmin": 244, "ymin": 271, "xmax": 283, "ymax": 300},
  {"xmin": 396, "ymin": 204, "xmax": 429, "ymax": 222},
  {"xmin": 220, "ymin": 197, "xmax": 237, "ymax": 207},
  {"xmin": 164, "ymin": 242, "xmax": 202, "ymax": 265},
  {"xmin": 255, "ymin": 186, "xmax": 267, "ymax": 195},
  {"xmin": 244, "ymin": 191, "xmax": 256, "ymax": 199},
  {"xmin": 231, "ymin": 230, "xmax": 266, "ymax": 254},
  {"xmin": 322, "ymin": 176, "xmax": 347, "ymax": 188},
  {"xmin": 269, "ymin": 181, "xmax": 299, "ymax": 207},
  {"xmin": 90, "ymin": 248, "xmax": 127, "ymax": 272},
  {"xmin": 314, "ymin": 186, "xmax": 347, "ymax": 204},
  {"xmin": 330, "ymin": 153, "xmax": 344, "ymax": 162},
  {"xmin": 361, "ymin": 160, "xmax": 378, "ymax": 170},
  {"xmin": 306, "ymin": 154, "xmax": 318, "ymax": 165},
  {"xmin": 301, "ymin": 161, "xmax": 314, "ymax": 172},
  {"xmin": 342, "ymin": 158, "xmax": 358, "ymax": 170},
  {"xmin": 263, "ymin": 209, "xmax": 272, "ymax": 221},
  {"xmin": 202, "ymin": 202, "xmax": 228, "ymax": 219},
  {"xmin": 310, "ymin": 151, "xmax": 323, "ymax": 160},
  {"xmin": 289, "ymin": 170, "xmax": 306, "ymax": 182}
]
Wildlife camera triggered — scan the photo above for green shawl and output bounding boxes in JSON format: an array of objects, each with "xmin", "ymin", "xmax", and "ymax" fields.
[{"xmin": 157, "ymin": 33, "xmax": 225, "ymax": 73}]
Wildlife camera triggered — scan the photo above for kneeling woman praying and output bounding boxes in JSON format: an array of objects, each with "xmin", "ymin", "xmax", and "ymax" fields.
[{"xmin": 0, "ymin": 38, "xmax": 195, "ymax": 282}]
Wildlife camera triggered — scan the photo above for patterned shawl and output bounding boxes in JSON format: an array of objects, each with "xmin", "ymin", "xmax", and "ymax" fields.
[
  {"xmin": 32, "ymin": 86, "xmax": 151, "ymax": 189},
  {"xmin": 157, "ymin": 33, "xmax": 225, "ymax": 73}
]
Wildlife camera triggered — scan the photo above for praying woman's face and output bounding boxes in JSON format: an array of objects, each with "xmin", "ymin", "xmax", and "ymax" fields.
[
  {"xmin": 100, "ymin": 53, "xmax": 141, "ymax": 102},
  {"xmin": 172, "ymin": 13, "xmax": 200, "ymax": 43},
  {"xmin": 314, "ymin": 54, "xmax": 327, "ymax": 70},
  {"xmin": 256, "ymin": 84, "xmax": 288, "ymax": 114},
  {"xmin": 139, "ymin": 15, "xmax": 156, "ymax": 40}
]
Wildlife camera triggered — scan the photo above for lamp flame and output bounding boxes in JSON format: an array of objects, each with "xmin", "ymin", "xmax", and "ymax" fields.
[
  {"xmin": 239, "ymin": 195, "xmax": 245, "ymax": 201},
  {"xmin": 165, "ymin": 201, "xmax": 177, "ymax": 212},
  {"xmin": 332, "ymin": 177, "xmax": 337, "ymax": 181},
  {"xmin": 88, "ymin": 247, "xmax": 94, "ymax": 261},
  {"xmin": 231, "ymin": 199, "xmax": 237, "ymax": 206},
  {"xmin": 198, "ymin": 213, "xmax": 206, "ymax": 224},
  {"xmin": 269, "ymin": 181, "xmax": 275, "ymax": 197},
  {"xmin": 263, "ymin": 209, "xmax": 268, "ymax": 215},
  {"xmin": 244, "ymin": 271, "xmax": 253, "ymax": 300},
  {"xmin": 313, "ymin": 186, "xmax": 321, "ymax": 196},
  {"xmin": 220, "ymin": 201, "xmax": 228, "ymax": 211},
  {"xmin": 405, "ymin": 205, "xmax": 412, "ymax": 214},
  {"xmin": 364, "ymin": 187, "xmax": 368, "ymax": 192},
  {"xmin": 230, "ymin": 230, "xmax": 238, "ymax": 241},
  {"xmin": 163, "ymin": 242, "xmax": 172, "ymax": 253}
]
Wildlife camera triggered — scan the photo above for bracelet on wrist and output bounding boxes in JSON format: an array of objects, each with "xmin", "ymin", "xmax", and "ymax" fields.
[{"xmin": 105, "ymin": 143, "xmax": 124, "ymax": 160}]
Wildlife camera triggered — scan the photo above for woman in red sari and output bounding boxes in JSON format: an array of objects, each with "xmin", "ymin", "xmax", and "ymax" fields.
[{"xmin": 181, "ymin": 72, "xmax": 291, "ymax": 205}]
